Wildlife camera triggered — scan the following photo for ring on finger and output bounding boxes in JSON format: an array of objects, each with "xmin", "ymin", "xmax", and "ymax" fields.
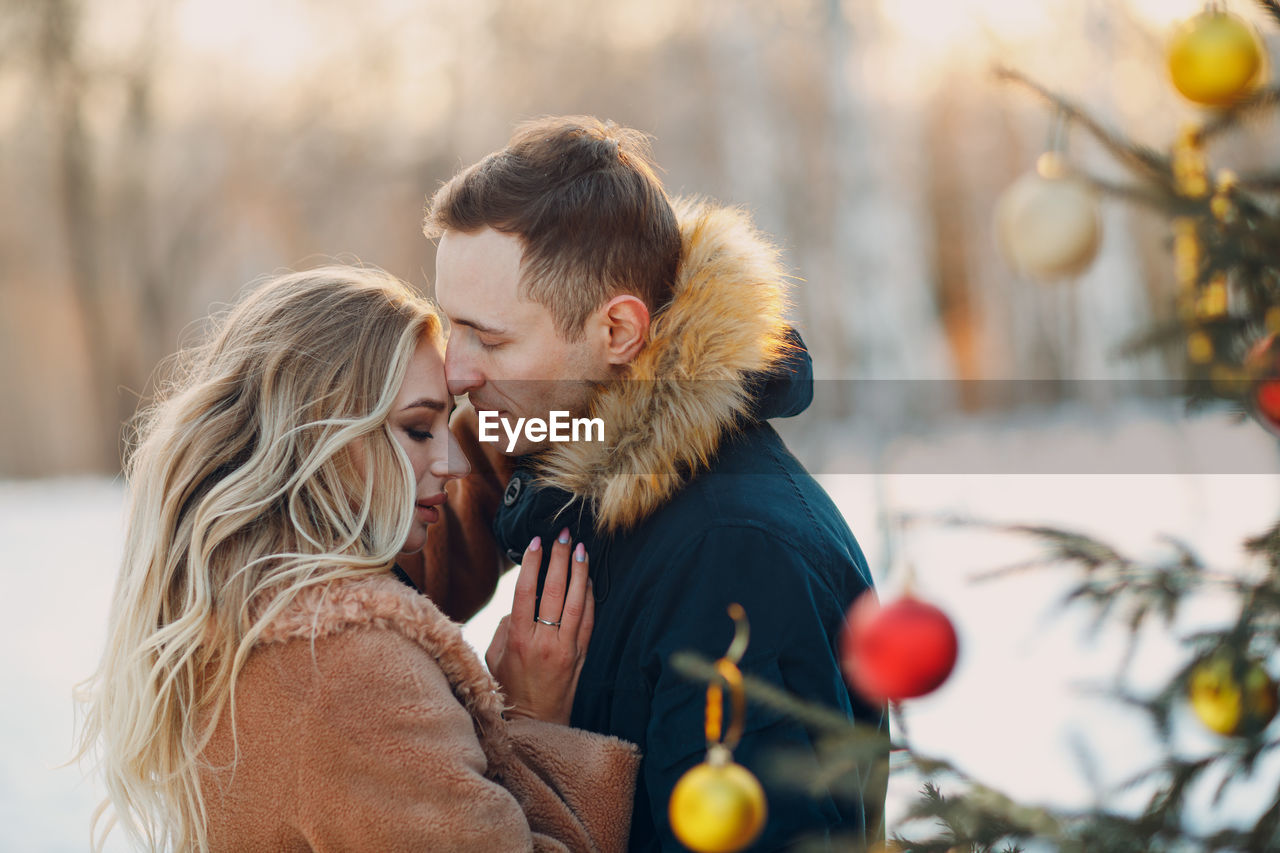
[{"xmin": 534, "ymin": 616, "xmax": 561, "ymax": 628}]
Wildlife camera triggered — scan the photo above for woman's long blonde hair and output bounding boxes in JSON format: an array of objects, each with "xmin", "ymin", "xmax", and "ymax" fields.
[{"xmin": 76, "ymin": 266, "xmax": 440, "ymax": 851}]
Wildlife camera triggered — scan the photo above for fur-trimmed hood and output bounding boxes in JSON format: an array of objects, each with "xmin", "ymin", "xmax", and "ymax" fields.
[{"xmin": 532, "ymin": 198, "xmax": 805, "ymax": 534}]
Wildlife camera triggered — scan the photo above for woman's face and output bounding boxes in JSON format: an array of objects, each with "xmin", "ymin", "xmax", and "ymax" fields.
[{"xmin": 388, "ymin": 333, "xmax": 470, "ymax": 554}]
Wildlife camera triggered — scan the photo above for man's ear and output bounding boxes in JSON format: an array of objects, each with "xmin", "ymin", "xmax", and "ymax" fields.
[{"xmin": 597, "ymin": 295, "xmax": 650, "ymax": 366}]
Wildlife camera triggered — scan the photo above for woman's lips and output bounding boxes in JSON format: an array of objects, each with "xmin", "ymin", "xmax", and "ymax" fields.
[{"xmin": 416, "ymin": 492, "xmax": 446, "ymax": 524}]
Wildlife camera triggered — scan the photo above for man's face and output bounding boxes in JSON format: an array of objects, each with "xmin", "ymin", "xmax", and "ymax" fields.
[{"xmin": 434, "ymin": 227, "xmax": 611, "ymax": 456}]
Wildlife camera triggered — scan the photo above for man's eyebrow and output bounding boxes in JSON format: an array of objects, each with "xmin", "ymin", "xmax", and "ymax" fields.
[
  {"xmin": 450, "ymin": 317, "xmax": 505, "ymax": 335},
  {"xmin": 400, "ymin": 398, "xmax": 447, "ymax": 413}
]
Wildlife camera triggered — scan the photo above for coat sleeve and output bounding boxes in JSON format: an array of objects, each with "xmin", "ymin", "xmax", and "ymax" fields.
[
  {"xmin": 399, "ymin": 401, "xmax": 516, "ymax": 621},
  {"xmin": 637, "ymin": 525, "xmax": 886, "ymax": 852},
  {"xmin": 504, "ymin": 717, "xmax": 641, "ymax": 853},
  {"xmin": 286, "ymin": 627, "xmax": 633, "ymax": 852}
]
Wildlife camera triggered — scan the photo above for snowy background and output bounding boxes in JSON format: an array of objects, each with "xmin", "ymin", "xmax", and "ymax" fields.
[
  {"xmin": 7, "ymin": 0, "xmax": 1280, "ymax": 847},
  {"xmin": 8, "ymin": 403, "xmax": 1280, "ymax": 851}
]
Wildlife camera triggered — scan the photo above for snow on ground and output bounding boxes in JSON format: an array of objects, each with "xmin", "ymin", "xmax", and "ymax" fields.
[{"xmin": 4, "ymin": 404, "xmax": 1279, "ymax": 850}]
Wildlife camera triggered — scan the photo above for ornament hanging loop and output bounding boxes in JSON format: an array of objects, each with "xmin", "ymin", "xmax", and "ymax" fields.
[
  {"xmin": 723, "ymin": 603, "xmax": 749, "ymax": 664},
  {"xmin": 1036, "ymin": 108, "xmax": 1073, "ymax": 181},
  {"xmin": 704, "ymin": 605, "xmax": 750, "ymax": 753},
  {"xmin": 1045, "ymin": 106, "xmax": 1069, "ymax": 156}
]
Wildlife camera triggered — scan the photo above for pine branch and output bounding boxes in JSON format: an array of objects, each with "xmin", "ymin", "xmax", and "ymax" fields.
[
  {"xmin": 669, "ymin": 650, "xmax": 887, "ymax": 738},
  {"xmin": 1199, "ymin": 86, "xmax": 1280, "ymax": 143},
  {"xmin": 926, "ymin": 514, "xmax": 1130, "ymax": 570},
  {"xmin": 1256, "ymin": 0, "xmax": 1280, "ymax": 28},
  {"xmin": 1249, "ymin": 787, "xmax": 1280, "ymax": 850},
  {"xmin": 1233, "ymin": 170, "xmax": 1280, "ymax": 193},
  {"xmin": 899, "ymin": 778, "xmax": 1074, "ymax": 851},
  {"xmin": 1077, "ymin": 173, "xmax": 1179, "ymax": 211},
  {"xmin": 1116, "ymin": 323, "xmax": 1197, "ymax": 362},
  {"xmin": 674, "ymin": 651, "xmax": 1084, "ymax": 849},
  {"xmin": 951, "ymin": 516, "xmax": 1243, "ymax": 593},
  {"xmin": 1244, "ymin": 518, "xmax": 1280, "ymax": 558},
  {"xmin": 1140, "ymin": 757, "xmax": 1213, "ymax": 836},
  {"xmin": 994, "ymin": 66, "xmax": 1172, "ymax": 185}
]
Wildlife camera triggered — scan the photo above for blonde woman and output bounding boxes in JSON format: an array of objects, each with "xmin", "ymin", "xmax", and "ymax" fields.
[{"xmin": 76, "ymin": 267, "xmax": 638, "ymax": 852}]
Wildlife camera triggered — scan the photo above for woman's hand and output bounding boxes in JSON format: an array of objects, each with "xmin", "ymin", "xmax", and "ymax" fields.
[{"xmin": 485, "ymin": 529, "xmax": 594, "ymax": 725}]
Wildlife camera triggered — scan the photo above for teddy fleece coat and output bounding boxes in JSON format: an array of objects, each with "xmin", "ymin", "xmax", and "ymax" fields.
[
  {"xmin": 413, "ymin": 200, "xmax": 889, "ymax": 851},
  {"xmin": 198, "ymin": 574, "xmax": 640, "ymax": 852}
]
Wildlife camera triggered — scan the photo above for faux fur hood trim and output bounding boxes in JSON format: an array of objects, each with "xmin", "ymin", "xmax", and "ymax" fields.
[
  {"xmin": 532, "ymin": 198, "xmax": 796, "ymax": 535},
  {"xmin": 254, "ymin": 575, "xmax": 509, "ymax": 747}
]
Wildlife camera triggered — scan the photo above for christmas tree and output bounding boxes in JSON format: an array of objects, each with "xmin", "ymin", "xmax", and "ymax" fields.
[{"xmin": 670, "ymin": 2, "xmax": 1280, "ymax": 851}]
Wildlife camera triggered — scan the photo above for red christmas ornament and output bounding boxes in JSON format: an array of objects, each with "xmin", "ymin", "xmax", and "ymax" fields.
[
  {"xmin": 1246, "ymin": 334, "xmax": 1280, "ymax": 435},
  {"xmin": 840, "ymin": 591, "xmax": 958, "ymax": 702},
  {"xmin": 1256, "ymin": 380, "xmax": 1280, "ymax": 430}
]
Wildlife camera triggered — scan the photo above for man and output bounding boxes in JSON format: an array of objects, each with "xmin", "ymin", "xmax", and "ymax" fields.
[{"xmin": 404, "ymin": 116, "xmax": 887, "ymax": 851}]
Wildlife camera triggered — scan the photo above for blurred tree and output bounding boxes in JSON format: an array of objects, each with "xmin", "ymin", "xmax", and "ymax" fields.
[
  {"xmin": 673, "ymin": 2, "xmax": 1280, "ymax": 850},
  {"xmin": 0, "ymin": 0, "xmax": 1212, "ymax": 476},
  {"xmin": 18, "ymin": 0, "xmax": 180, "ymax": 470},
  {"xmin": 36, "ymin": 0, "xmax": 118, "ymax": 469}
]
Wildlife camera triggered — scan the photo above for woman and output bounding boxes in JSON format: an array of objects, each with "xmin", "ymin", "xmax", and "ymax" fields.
[{"xmin": 76, "ymin": 266, "xmax": 638, "ymax": 852}]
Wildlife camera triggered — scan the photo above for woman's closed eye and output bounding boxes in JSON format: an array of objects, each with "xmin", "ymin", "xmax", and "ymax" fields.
[{"xmin": 405, "ymin": 427, "xmax": 434, "ymax": 442}]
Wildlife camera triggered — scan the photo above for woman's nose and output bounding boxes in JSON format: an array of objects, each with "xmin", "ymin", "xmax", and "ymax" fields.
[{"xmin": 432, "ymin": 439, "xmax": 471, "ymax": 482}]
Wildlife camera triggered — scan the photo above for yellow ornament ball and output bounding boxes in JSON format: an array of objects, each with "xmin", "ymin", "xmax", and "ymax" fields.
[
  {"xmin": 669, "ymin": 747, "xmax": 767, "ymax": 853},
  {"xmin": 1188, "ymin": 654, "xmax": 1278, "ymax": 737},
  {"xmin": 1167, "ymin": 12, "xmax": 1265, "ymax": 107},
  {"xmin": 995, "ymin": 153, "xmax": 1101, "ymax": 281}
]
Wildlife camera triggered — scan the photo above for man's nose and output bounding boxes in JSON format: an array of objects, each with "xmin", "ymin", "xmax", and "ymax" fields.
[{"xmin": 444, "ymin": 339, "xmax": 482, "ymax": 397}]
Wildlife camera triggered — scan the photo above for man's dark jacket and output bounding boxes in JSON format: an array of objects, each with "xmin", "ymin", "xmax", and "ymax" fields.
[{"xmin": 421, "ymin": 200, "xmax": 887, "ymax": 851}]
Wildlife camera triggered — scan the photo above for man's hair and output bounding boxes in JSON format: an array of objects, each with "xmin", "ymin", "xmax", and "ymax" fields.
[{"xmin": 425, "ymin": 116, "xmax": 682, "ymax": 341}]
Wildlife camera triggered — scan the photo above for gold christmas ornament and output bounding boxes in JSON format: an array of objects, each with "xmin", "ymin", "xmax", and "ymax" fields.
[
  {"xmin": 1188, "ymin": 653, "xmax": 1278, "ymax": 737},
  {"xmin": 1173, "ymin": 131, "xmax": 1208, "ymax": 322},
  {"xmin": 1265, "ymin": 306, "xmax": 1280, "ymax": 333},
  {"xmin": 1196, "ymin": 276, "xmax": 1230, "ymax": 319},
  {"xmin": 1167, "ymin": 10, "xmax": 1266, "ymax": 107},
  {"xmin": 1173, "ymin": 127, "xmax": 1210, "ymax": 199},
  {"xmin": 668, "ymin": 606, "xmax": 767, "ymax": 853},
  {"xmin": 1187, "ymin": 330, "xmax": 1215, "ymax": 364},
  {"xmin": 669, "ymin": 745, "xmax": 767, "ymax": 853},
  {"xmin": 1211, "ymin": 169, "xmax": 1239, "ymax": 223},
  {"xmin": 995, "ymin": 153, "xmax": 1101, "ymax": 280}
]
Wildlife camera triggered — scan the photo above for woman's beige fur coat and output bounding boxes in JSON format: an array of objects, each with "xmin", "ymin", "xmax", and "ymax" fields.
[{"xmin": 198, "ymin": 574, "xmax": 640, "ymax": 851}]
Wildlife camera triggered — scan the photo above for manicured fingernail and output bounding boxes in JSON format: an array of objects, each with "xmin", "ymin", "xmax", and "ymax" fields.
[
  {"xmin": 575, "ymin": 542, "xmax": 586, "ymax": 562},
  {"xmin": 528, "ymin": 536, "xmax": 541, "ymax": 552},
  {"xmin": 558, "ymin": 528, "xmax": 570, "ymax": 544}
]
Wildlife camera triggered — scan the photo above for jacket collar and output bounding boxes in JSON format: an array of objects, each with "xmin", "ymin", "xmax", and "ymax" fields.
[
  {"xmin": 529, "ymin": 198, "xmax": 805, "ymax": 535},
  {"xmin": 256, "ymin": 575, "xmax": 509, "ymax": 742}
]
